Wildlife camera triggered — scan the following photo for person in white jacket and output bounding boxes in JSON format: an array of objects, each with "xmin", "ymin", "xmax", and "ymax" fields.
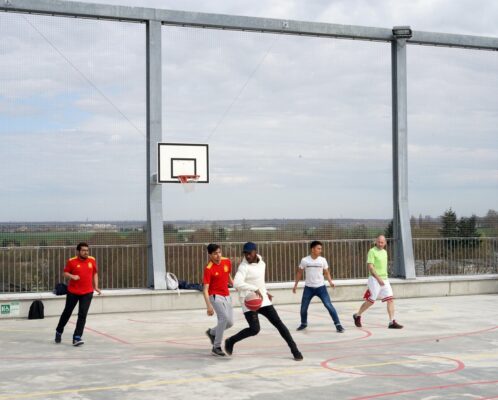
[{"xmin": 224, "ymin": 242, "xmax": 303, "ymax": 361}]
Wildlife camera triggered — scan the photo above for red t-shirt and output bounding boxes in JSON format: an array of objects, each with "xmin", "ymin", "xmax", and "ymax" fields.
[
  {"xmin": 203, "ymin": 257, "xmax": 231, "ymax": 296},
  {"xmin": 64, "ymin": 256, "xmax": 98, "ymax": 295}
]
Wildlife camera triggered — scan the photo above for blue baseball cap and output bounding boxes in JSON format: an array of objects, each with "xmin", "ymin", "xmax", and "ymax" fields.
[{"xmin": 242, "ymin": 242, "xmax": 257, "ymax": 253}]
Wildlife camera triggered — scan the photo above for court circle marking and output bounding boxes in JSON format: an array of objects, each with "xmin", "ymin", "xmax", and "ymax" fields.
[{"xmin": 321, "ymin": 353, "xmax": 465, "ymax": 377}]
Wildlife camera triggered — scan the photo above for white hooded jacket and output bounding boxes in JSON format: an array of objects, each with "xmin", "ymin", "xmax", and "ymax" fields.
[{"xmin": 233, "ymin": 254, "xmax": 272, "ymax": 312}]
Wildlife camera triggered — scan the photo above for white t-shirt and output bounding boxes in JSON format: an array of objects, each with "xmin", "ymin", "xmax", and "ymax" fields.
[{"xmin": 299, "ymin": 255, "xmax": 329, "ymax": 288}]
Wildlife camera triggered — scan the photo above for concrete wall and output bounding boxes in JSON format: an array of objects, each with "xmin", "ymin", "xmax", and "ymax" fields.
[{"xmin": 1, "ymin": 275, "xmax": 497, "ymax": 319}]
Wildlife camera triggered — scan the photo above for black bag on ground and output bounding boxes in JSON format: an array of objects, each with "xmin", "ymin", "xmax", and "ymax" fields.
[
  {"xmin": 28, "ymin": 300, "xmax": 44, "ymax": 319},
  {"xmin": 178, "ymin": 280, "xmax": 203, "ymax": 292},
  {"xmin": 53, "ymin": 283, "xmax": 68, "ymax": 296}
]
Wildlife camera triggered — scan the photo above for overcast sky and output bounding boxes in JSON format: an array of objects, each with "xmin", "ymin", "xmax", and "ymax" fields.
[{"xmin": 0, "ymin": 0, "xmax": 497, "ymax": 221}]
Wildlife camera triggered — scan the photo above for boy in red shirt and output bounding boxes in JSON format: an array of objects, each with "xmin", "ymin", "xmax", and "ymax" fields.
[
  {"xmin": 203, "ymin": 243, "xmax": 233, "ymax": 357},
  {"xmin": 55, "ymin": 242, "xmax": 101, "ymax": 346}
]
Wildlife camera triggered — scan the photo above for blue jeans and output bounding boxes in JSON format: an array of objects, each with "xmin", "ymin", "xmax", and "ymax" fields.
[{"xmin": 300, "ymin": 285, "xmax": 341, "ymax": 326}]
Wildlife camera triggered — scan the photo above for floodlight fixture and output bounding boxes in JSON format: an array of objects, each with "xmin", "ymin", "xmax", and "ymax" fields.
[{"xmin": 392, "ymin": 26, "xmax": 412, "ymax": 39}]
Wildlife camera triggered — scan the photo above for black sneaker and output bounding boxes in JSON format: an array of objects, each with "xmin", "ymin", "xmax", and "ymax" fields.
[
  {"xmin": 224, "ymin": 338, "xmax": 234, "ymax": 356},
  {"xmin": 336, "ymin": 325, "xmax": 345, "ymax": 333},
  {"xmin": 55, "ymin": 331, "xmax": 62, "ymax": 344},
  {"xmin": 72, "ymin": 337, "xmax": 85, "ymax": 346},
  {"xmin": 353, "ymin": 313, "xmax": 362, "ymax": 328},
  {"xmin": 388, "ymin": 320, "xmax": 404, "ymax": 329},
  {"xmin": 211, "ymin": 347, "xmax": 226, "ymax": 357},
  {"xmin": 293, "ymin": 350, "xmax": 304, "ymax": 361},
  {"xmin": 296, "ymin": 324, "xmax": 307, "ymax": 331},
  {"xmin": 205, "ymin": 329, "xmax": 215, "ymax": 345}
]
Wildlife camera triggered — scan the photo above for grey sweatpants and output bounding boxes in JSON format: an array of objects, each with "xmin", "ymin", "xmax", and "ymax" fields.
[{"xmin": 209, "ymin": 295, "xmax": 234, "ymax": 348}]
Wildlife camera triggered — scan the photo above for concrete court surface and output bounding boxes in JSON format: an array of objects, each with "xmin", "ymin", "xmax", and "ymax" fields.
[{"xmin": 0, "ymin": 294, "xmax": 497, "ymax": 400}]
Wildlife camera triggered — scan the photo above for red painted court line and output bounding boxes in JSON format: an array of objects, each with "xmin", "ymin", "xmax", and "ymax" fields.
[
  {"xmin": 67, "ymin": 323, "xmax": 497, "ymax": 360},
  {"xmin": 213, "ymin": 328, "xmax": 369, "ymax": 347},
  {"xmin": 226, "ymin": 329, "xmax": 372, "ymax": 358},
  {"xmin": 69, "ymin": 321, "xmax": 130, "ymax": 345},
  {"xmin": 290, "ymin": 328, "xmax": 372, "ymax": 348},
  {"xmin": 131, "ymin": 330, "xmax": 275, "ymax": 345},
  {"xmin": 12, "ymin": 323, "xmax": 493, "ymax": 364},
  {"xmin": 5, "ymin": 327, "xmax": 496, "ymax": 366},
  {"xmin": 350, "ymin": 380, "xmax": 498, "ymax": 400},
  {"xmin": 437, "ymin": 325, "xmax": 498, "ymax": 341},
  {"xmin": 161, "ymin": 328, "xmax": 372, "ymax": 351},
  {"xmin": 279, "ymin": 308, "xmax": 386, "ymax": 328},
  {"xmin": 317, "ymin": 325, "xmax": 498, "ymax": 354},
  {"xmin": 137, "ymin": 324, "xmax": 496, "ymax": 357},
  {"xmin": 229, "ymin": 325, "xmax": 497, "ymax": 358},
  {"xmin": 84, "ymin": 326, "xmax": 130, "ymax": 345},
  {"xmin": 154, "ymin": 325, "xmax": 496, "ymax": 359},
  {"xmin": 321, "ymin": 353, "xmax": 465, "ymax": 377}
]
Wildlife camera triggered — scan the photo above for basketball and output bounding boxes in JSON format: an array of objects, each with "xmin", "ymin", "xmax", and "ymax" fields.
[{"xmin": 244, "ymin": 292, "xmax": 263, "ymax": 311}]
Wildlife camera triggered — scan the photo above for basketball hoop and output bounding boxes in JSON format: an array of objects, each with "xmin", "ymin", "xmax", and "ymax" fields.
[{"xmin": 177, "ymin": 175, "xmax": 200, "ymax": 193}]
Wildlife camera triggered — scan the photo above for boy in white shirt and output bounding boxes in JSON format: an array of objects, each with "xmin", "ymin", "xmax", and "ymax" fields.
[{"xmin": 293, "ymin": 240, "xmax": 344, "ymax": 332}]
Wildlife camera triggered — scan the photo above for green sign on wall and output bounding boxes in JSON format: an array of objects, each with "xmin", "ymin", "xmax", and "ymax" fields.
[{"xmin": 0, "ymin": 302, "xmax": 20, "ymax": 317}]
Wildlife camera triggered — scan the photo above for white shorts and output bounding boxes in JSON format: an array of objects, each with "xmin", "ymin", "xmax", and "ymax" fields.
[{"xmin": 363, "ymin": 276, "xmax": 394, "ymax": 303}]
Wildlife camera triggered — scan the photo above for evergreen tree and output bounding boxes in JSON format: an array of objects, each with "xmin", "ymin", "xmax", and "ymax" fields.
[
  {"xmin": 457, "ymin": 215, "xmax": 480, "ymax": 238},
  {"xmin": 440, "ymin": 208, "xmax": 458, "ymax": 237},
  {"xmin": 457, "ymin": 215, "xmax": 480, "ymax": 248}
]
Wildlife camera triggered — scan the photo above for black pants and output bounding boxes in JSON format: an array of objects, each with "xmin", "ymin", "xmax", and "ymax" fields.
[
  {"xmin": 56, "ymin": 292, "xmax": 93, "ymax": 338},
  {"xmin": 228, "ymin": 305, "xmax": 299, "ymax": 354}
]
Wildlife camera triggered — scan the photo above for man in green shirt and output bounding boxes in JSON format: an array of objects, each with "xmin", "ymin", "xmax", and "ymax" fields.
[{"xmin": 353, "ymin": 235, "xmax": 403, "ymax": 329}]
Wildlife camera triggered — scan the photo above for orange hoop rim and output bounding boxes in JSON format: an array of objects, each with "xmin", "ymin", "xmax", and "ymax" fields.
[{"xmin": 177, "ymin": 175, "xmax": 200, "ymax": 184}]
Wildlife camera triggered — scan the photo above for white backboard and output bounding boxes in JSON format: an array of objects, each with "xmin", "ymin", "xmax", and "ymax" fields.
[{"xmin": 157, "ymin": 143, "xmax": 209, "ymax": 183}]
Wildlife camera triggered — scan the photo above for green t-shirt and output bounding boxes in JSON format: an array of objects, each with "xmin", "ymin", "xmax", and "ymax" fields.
[{"xmin": 367, "ymin": 246, "xmax": 388, "ymax": 279}]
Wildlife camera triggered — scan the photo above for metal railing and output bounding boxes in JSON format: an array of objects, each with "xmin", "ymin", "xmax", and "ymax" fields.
[
  {"xmin": 0, "ymin": 245, "xmax": 147, "ymax": 293},
  {"xmin": 413, "ymin": 237, "xmax": 497, "ymax": 276},
  {"xmin": 165, "ymin": 239, "xmax": 390, "ymax": 284},
  {"xmin": 1, "ymin": 237, "xmax": 495, "ymax": 293},
  {"xmin": 166, "ymin": 237, "xmax": 497, "ymax": 282}
]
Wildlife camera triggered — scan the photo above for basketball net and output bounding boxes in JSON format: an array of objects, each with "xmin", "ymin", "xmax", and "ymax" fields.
[{"xmin": 177, "ymin": 175, "xmax": 200, "ymax": 193}]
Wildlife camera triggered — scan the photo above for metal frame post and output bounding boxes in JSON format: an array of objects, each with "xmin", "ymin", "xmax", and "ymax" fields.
[
  {"xmin": 391, "ymin": 30, "xmax": 416, "ymax": 279},
  {"xmin": 146, "ymin": 19, "xmax": 167, "ymax": 289}
]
